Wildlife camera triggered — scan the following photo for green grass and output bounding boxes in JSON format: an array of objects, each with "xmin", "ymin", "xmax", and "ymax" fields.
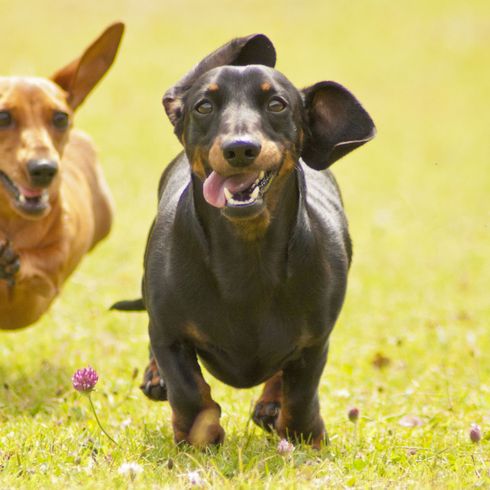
[{"xmin": 1, "ymin": 0, "xmax": 489, "ymax": 487}]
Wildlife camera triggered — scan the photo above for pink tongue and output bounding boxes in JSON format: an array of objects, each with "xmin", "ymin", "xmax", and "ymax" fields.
[
  {"xmin": 19, "ymin": 186, "xmax": 43, "ymax": 198},
  {"xmin": 203, "ymin": 171, "xmax": 259, "ymax": 208}
]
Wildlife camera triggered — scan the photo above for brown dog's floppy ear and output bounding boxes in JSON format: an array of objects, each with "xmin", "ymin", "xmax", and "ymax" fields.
[
  {"xmin": 51, "ymin": 22, "xmax": 125, "ymax": 110},
  {"xmin": 163, "ymin": 34, "xmax": 276, "ymax": 133},
  {"xmin": 301, "ymin": 81, "xmax": 375, "ymax": 170}
]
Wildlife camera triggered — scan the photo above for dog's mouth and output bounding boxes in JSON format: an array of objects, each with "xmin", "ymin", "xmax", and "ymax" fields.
[
  {"xmin": 202, "ymin": 169, "xmax": 276, "ymax": 216},
  {"xmin": 0, "ymin": 171, "xmax": 50, "ymax": 217}
]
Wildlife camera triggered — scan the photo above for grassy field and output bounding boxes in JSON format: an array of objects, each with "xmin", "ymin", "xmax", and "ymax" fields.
[{"xmin": 1, "ymin": 0, "xmax": 489, "ymax": 488}]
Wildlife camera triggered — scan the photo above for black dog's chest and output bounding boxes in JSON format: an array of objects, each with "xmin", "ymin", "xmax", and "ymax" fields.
[
  {"xmin": 169, "ymin": 251, "xmax": 328, "ymax": 387},
  {"xmin": 186, "ymin": 302, "xmax": 313, "ymax": 387}
]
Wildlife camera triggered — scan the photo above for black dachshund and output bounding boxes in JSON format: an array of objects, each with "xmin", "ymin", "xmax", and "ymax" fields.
[{"xmin": 114, "ymin": 34, "xmax": 375, "ymax": 447}]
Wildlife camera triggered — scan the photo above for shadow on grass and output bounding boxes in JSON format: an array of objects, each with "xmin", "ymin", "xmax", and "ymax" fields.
[{"xmin": 0, "ymin": 360, "xmax": 71, "ymax": 417}]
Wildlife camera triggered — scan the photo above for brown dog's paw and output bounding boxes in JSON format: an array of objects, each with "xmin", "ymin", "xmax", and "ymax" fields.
[
  {"xmin": 252, "ymin": 400, "xmax": 281, "ymax": 432},
  {"xmin": 139, "ymin": 358, "xmax": 168, "ymax": 401},
  {"xmin": 0, "ymin": 240, "xmax": 20, "ymax": 286}
]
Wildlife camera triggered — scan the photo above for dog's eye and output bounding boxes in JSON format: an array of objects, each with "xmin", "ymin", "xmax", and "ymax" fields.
[
  {"xmin": 194, "ymin": 100, "xmax": 213, "ymax": 115},
  {"xmin": 267, "ymin": 97, "xmax": 287, "ymax": 113},
  {"xmin": 52, "ymin": 111, "xmax": 69, "ymax": 130},
  {"xmin": 0, "ymin": 110, "xmax": 13, "ymax": 129}
]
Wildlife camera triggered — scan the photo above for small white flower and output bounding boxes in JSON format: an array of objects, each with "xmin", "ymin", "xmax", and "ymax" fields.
[
  {"xmin": 398, "ymin": 415, "xmax": 424, "ymax": 427},
  {"xmin": 333, "ymin": 388, "xmax": 351, "ymax": 398},
  {"xmin": 277, "ymin": 438, "xmax": 295, "ymax": 455},
  {"xmin": 187, "ymin": 470, "xmax": 204, "ymax": 486},
  {"xmin": 84, "ymin": 458, "xmax": 95, "ymax": 475},
  {"xmin": 118, "ymin": 462, "xmax": 143, "ymax": 480}
]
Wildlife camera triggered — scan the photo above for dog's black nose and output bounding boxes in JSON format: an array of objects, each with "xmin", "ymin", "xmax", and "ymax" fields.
[
  {"xmin": 222, "ymin": 139, "xmax": 261, "ymax": 167},
  {"xmin": 27, "ymin": 159, "xmax": 58, "ymax": 187}
]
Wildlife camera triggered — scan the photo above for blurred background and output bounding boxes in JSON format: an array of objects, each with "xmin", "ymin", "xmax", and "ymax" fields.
[{"xmin": 1, "ymin": 0, "xmax": 488, "ymax": 452}]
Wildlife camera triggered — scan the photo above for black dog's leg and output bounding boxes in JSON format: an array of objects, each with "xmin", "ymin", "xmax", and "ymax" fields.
[
  {"xmin": 150, "ymin": 336, "xmax": 224, "ymax": 447},
  {"xmin": 276, "ymin": 343, "xmax": 329, "ymax": 448}
]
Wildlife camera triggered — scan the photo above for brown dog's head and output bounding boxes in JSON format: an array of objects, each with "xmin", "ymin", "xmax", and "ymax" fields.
[
  {"xmin": 163, "ymin": 34, "xmax": 375, "ymax": 229},
  {"xmin": 0, "ymin": 23, "xmax": 124, "ymax": 220}
]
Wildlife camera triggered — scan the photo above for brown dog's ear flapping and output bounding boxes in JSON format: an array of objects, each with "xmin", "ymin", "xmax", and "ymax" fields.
[
  {"xmin": 51, "ymin": 22, "xmax": 125, "ymax": 110},
  {"xmin": 301, "ymin": 81, "xmax": 375, "ymax": 170},
  {"xmin": 163, "ymin": 34, "xmax": 276, "ymax": 135}
]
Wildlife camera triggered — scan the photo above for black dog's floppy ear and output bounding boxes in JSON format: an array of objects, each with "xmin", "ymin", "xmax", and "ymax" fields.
[
  {"xmin": 301, "ymin": 81, "xmax": 375, "ymax": 170},
  {"xmin": 163, "ymin": 34, "xmax": 276, "ymax": 132}
]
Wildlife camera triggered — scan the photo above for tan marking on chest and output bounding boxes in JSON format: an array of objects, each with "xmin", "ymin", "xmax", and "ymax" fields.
[{"xmin": 185, "ymin": 322, "xmax": 209, "ymax": 344}]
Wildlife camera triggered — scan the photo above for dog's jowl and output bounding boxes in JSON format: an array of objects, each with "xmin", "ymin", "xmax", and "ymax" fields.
[
  {"xmin": 0, "ymin": 23, "xmax": 124, "ymax": 329},
  {"xmin": 124, "ymin": 34, "xmax": 375, "ymax": 447}
]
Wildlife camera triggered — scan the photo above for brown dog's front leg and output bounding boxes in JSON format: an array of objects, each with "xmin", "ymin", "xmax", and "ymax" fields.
[
  {"xmin": 150, "ymin": 337, "xmax": 224, "ymax": 447},
  {"xmin": 0, "ymin": 237, "xmax": 67, "ymax": 329},
  {"xmin": 0, "ymin": 240, "xmax": 20, "ymax": 287}
]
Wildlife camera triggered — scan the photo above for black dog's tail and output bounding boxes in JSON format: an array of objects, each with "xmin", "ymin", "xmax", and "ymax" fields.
[{"xmin": 110, "ymin": 298, "xmax": 145, "ymax": 311}]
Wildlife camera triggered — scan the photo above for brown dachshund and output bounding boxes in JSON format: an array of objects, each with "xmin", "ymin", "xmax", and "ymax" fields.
[{"xmin": 0, "ymin": 23, "xmax": 124, "ymax": 329}]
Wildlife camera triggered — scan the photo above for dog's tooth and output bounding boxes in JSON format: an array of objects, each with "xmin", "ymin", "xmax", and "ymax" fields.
[
  {"xmin": 19, "ymin": 194, "xmax": 26, "ymax": 204},
  {"xmin": 259, "ymin": 171, "xmax": 265, "ymax": 180},
  {"xmin": 41, "ymin": 192, "xmax": 49, "ymax": 204},
  {"xmin": 250, "ymin": 187, "xmax": 260, "ymax": 200},
  {"xmin": 224, "ymin": 187, "xmax": 233, "ymax": 201}
]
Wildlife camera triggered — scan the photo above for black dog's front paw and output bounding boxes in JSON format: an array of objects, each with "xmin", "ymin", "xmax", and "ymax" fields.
[
  {"xmin": 252, "ymin": 400, "xmax": 281, "ymax": 432},
  {"xmin": 0, "ymin": 240, "xmax": 20, "ymax": 286},
  {"xmin": 140, "ymin": 358, "xmax": 168, "ymax": 401}
]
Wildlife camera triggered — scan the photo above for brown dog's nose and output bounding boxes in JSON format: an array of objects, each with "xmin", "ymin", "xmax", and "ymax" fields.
[
  {"xmin": 222, "ymin": 139, "xmax": 261, "ymax": 167},
  {"xmin": 27, "ymin": 159, "xmax": 59, "ymax": 187}
]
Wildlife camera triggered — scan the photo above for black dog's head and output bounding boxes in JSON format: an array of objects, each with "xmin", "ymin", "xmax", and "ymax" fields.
[{"xmin": 163, "ymin": 34, "xmax": 375, "ymax": 224}]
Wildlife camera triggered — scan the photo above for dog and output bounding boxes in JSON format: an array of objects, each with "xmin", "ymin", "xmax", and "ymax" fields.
[
  {"xmin": 0, "ymin": 23, "xmax": 124, "ymax": 330},
  {"xmin": 115, "ymin": 34, "xmax": 375, "ymax": 447}
]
